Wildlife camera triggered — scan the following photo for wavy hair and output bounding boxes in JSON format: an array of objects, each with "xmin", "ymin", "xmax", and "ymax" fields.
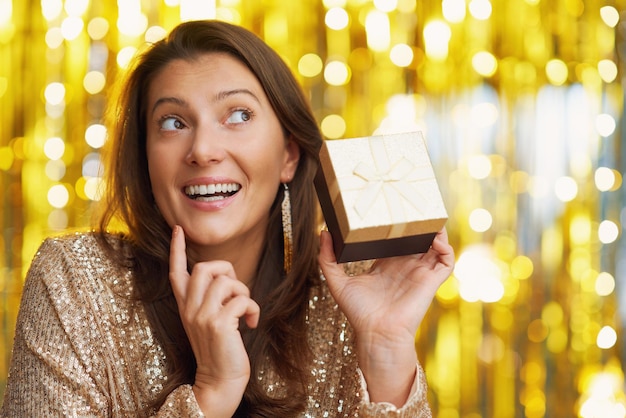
[{"xmin": 98, "ymin": 20, "xmax": 323, "ymax": 416}]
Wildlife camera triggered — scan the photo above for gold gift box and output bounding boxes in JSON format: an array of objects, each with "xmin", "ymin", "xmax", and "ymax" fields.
[{"xmin": 314, "ymin": 131, "xmax": 448, "ymax": 263}]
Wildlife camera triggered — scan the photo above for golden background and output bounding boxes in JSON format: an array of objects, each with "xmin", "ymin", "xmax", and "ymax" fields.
[{"xmin": 1, "ymin": 0, "xmax": 624, "ymax": 416}]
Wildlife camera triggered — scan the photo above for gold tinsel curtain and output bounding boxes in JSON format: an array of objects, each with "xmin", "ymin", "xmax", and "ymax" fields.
[{"xmin": 1, "ymin": 0, "xmax": 624, "ymax": 417}]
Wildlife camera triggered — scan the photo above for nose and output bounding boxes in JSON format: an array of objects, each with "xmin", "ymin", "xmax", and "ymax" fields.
[{"xmin": 184, "ymin": 125, "xmax": 227, "ymax": 166}]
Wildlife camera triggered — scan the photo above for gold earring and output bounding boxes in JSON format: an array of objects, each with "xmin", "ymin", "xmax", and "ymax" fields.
[{"xmin": 281, "ymin": 183, "xmax": 293, "ymax": 274}]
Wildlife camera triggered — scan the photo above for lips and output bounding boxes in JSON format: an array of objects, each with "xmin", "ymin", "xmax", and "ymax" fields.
[{"xmin": 184, "ymin": 183, "xmax": 241, "ymax": 201}]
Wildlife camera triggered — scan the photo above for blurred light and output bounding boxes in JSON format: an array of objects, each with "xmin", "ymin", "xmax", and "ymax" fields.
[
  {"xmin": 424, "ymin": 20, "xmax": 451, "ymax": 60},
  {"xmin": 41, "ymin": 0, "xmax": 63, "ymax": 22},
  {"xmin": 510, "ymin": 170, "xmax": 529, "ymax": 194},
  {"xmin": 365, "ymin": 10, "xmax": 390, "ymax": 51},
  {"xmin": 389, "ymin": 43, "xmax": 413, "ymax": 67},
  {"xmin": 597, "ymin": 326, "xmax": 617, "ymax": 349},
  {"xmin": 215, "ymin": 6, "xmax": 240, "ymax": 23},
  {"xmin": 554, "ymin": 176, "xmax": 578, "ymax": 202},
  {"xmin": 46, "ymin": 102, "xmax": 66, "ymax": 118},
  {"xmin": 145, "ymin": 26, "xmax": 167, "ymax": 43},
  {"xmin": 598, "ymin": 60, "xmax": 618, "ymax": 83},
  {"xmin": 45, "ymin": 27, "xmax": 64, "ymax": 49},
  {"xmin": 0, "ymin": 146, "xmax": 14, "ymax": 171},
  {"xmin": 320, "ymin": 114, "xmax": 346, "ymax": 139},
  {"xmin": 48, "ymin": 209, "xmax": 69, "ymax": 230},
  {"xmin": 64, "ymin": 0, "xmax": 89, "ymax": 17},
  {"xmin": 44, "ymin": 137, "xmax": 65, "ymax": 160},
  {"xmin": 180, "ymin": 0, "xmax": 216, "ymax": 21},
  {"xmin": 468, "ymin": 0, "xmax": 492, "ymax": 20},
  {"xmin": 117, "ymin": 13, "xmax": 148, "ymax": 37},
  {"xmin": 84, "ymin": 177, "xmax": 104, "ymax": 201},
  {"xmin": 467, "ymin": 155, "xmax": 491, "ymax": 179},
  {"xmin": 373, "ymin": 0, "xmax": 397, "ymax": 12},
  {"xmin": 455, "ymin": 245, "xmax": 504, "ymax": 303},
  {"xmin": 570, "ymin": 215, "xmax": 591, "ymax": 245},
  {"xmin": 87, "ymin": 17, "xmax": 109, "ymax": 40},
  {"xmin": 44, "ymin": 82, "xmax": 66, "ymax": 105},
  {"xmin": 595, "ymin": 114, "xmax": 616, "ymax": 137},
  {"xmin": 600, "ymin": 6, "xmax": 620, "ymax": 28},
  {"xmin": 375, "ymin": 94, "xmax": 424, "ymax": 134},
  {"xmin": 48, "ymin": 184, "xmax": 70, "ymax": 208},
  {"xmin": 83, "ymin": 71, "xmax": 106, "ymax": 95},
  {"xmin": 117, "ymin": 46, "xmax": 138, "ymax": 69},
  {"xmin": 324, "ymin": 60, "xmax": 351, "ymax": 85},
  {"xmin": 610, "ymin": 170, "xmax": 623, "ymax": 191},
  {"xmin": 323, "ymin": 0, "xmax": 346, "ymax": 6},
  {"xmin": 546, "ymin": 327, "xmax": 568, "ymax": 353},
  {"xmin": 397, "ymin": 0, "xmax": 416, "ymax": 13},
  {"xmin": 471, "ymin": 102, "xmax": 498, "ymax": 127},
  {"xmin": 546, "ymin": 59, "xmax": 568, "ymax": 85},
  {"xmin": 164, "ymin": 0, "xmax": 180, "ymax": 5},
  {"xmin": 494, "ymin": 232, "xmax": 516, "ymax": 259},
  {"xmin": 528, "ymin": 176, "xmax": 550, "ymax": 198},
  {"xmin": 45, "ymin": 159, "xmax": 66, "ymax": 181},
  {"xmin": 82, "ymin": 153, "xmax": 102, "ymax": 177},
  {"xmin": 442, "ymin": 0, "xmax": 466, "ymax": 23},
  {"xmin": 435, "ymin": 274, "xmax": 459, "ymax": 303},
  {"xmin": 527, "ymin": 319, "xmax": 548, "ymax": 343},
  {"xmin": 478, "ymin": 333, "xmax": 505, "ymax": 363},
  {"xmin": 580, "ymin": 372, "xmax": 626, "ymax": 418},
  {"xmin": 298, "ymin": 53, "xmax": 323, "ymax": 78},
  {"xmin": 61, "ymin": 16, "xmax": 84, "ymax": 40},
  {"xmin": 469, "ymin": 208, "xmax": 492, "ymax": 232},
  {"xmin": 541, "ymin": 301, "xmax": 563, "ymax": 327},
  {"xmin": 511, "ymin": 255, "xmax": 533, "ymax": 280},
  {"xmin": 325, "ymin": 7, "xmax": 350, "ymax": 30},
  {"xmin": 598, "ymin": 220, "xmax": 619, "ymax": 244},
  {"xmin": 472, "ymin": 51, "xmax": 497, "ymax": 77},
  {"xmin": 85, "ymin": 124, "xmax": 107, "ymax": 148},
  {"xmin": 595, "ymin": 167, "xmax": 616, "ymax": 191},
  {"xmin": 595, "ymin": 272, "xmax": 615, "ymax": 296}
]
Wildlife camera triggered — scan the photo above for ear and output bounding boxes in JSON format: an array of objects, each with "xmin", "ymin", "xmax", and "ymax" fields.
[{"xmin": 280, "ymin": 137, "xmax": 301, "ymax": 183}]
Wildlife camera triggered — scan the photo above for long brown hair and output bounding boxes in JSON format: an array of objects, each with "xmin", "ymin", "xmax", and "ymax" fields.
[{"xmin": 98, "ymin": 20, "xmax": 323, "ymax": 416}]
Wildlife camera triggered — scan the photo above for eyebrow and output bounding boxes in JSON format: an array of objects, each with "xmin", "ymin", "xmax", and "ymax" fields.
[
  {"xmin": 151, "ymin": 96, "xmax": 188, "ymax": 116},
  {"xmin": 214, "ymin": 88, "xmax": 262, "ymax": 104},
  {"xmin": 150, "ymin": 88, "xmax": 262, "ymax": 116}
]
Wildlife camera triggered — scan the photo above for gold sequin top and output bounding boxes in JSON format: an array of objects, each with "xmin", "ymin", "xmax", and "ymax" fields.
[{"xmin": 1, "ymin": 233, "xmax": 432, "ymax": 417}]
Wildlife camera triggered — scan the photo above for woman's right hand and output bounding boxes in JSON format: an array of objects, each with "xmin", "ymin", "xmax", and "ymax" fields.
[{"xmin": 169, "ymin": 225, "xmax": 260, "ymax": 417}]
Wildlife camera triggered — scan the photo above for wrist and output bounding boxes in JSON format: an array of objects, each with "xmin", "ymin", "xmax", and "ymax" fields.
[
  {"xmin": 192, "ymin": 378, "xmax": 245, "ymax": 417},
  {"xmin": 356, "ymin": 333, "xmax": 418, "ymax": 406}
]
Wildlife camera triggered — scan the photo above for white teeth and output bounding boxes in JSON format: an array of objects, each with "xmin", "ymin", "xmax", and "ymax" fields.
[{"xmin": 184, "ymin": 183, "xmax": 241, "ymax": 197}]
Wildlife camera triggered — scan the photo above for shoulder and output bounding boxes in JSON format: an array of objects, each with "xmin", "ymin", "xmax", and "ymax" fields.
[{"xmin": 27, "ymin": 231, "xmax": 135, "ymax": 297}]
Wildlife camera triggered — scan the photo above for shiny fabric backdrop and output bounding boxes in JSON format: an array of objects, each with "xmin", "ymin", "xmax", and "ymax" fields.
[{"xmin": 1, "ymin": 0, "xmax": 624, "ymax": 417}]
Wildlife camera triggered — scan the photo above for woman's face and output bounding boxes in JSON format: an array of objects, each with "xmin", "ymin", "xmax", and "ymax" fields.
[{"xmin": 146, "ymin": 52, "xmax": 300, "ymax": 260}]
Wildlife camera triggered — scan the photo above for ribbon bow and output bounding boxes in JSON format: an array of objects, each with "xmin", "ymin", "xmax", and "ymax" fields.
[{"xmin": 351, "ymin": 136, "xmax": 433, "ymax": 223}]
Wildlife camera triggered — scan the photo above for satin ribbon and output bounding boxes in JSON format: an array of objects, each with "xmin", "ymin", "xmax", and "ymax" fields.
[{"xmin": 349, "ymin": 136, "xmax": 433, "ymax": 230}]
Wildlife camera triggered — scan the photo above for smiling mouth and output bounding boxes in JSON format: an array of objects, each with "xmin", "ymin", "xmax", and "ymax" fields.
[{"xmin": 184, "ymin": 183, "xmax": 241, "ymax": 202}]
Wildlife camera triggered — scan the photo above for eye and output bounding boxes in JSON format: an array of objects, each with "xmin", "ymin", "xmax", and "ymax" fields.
[
  {"xmin": 160, "ymin": 116, "xmax": 185, "ymax": 131},
  {"xmin": 226, "ymin": 109, "xmax": 253, "ymax": 124}
]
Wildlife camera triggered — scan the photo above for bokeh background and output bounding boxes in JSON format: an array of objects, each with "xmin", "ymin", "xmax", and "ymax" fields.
[{"xmin": 1, "ymin": 0, "xmax": 625, "ymax": 416}]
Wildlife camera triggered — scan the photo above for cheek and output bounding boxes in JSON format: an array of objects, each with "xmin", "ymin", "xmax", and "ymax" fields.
[{"xmin": 146, "ymin": 147, "xmax": 172, "ymax": 198}]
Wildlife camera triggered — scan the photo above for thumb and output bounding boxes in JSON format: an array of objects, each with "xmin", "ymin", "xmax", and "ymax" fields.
[{"xmin": 318, "ymin": 230, "xmax": 348, "ymax": 290}]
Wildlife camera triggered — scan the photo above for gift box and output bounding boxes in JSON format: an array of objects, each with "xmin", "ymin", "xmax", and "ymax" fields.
[{"xmin": 314, "ymin": 131, "xmax": 448, "ymax": 263}]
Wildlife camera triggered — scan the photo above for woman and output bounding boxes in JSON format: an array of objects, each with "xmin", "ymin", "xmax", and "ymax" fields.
[{"xmin": 1, "ymin": 20, "xmax": 454, "ymax": 417}]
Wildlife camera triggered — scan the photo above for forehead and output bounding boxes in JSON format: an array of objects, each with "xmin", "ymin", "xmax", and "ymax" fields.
[{"xmin": 148, "ymin": 52, "xmax": 262, "ymax": 96}]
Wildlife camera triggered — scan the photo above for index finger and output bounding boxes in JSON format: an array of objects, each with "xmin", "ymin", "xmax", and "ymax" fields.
[{"xmin": 169, "ymin": 225, "xmax": 189, "ymax": 297}]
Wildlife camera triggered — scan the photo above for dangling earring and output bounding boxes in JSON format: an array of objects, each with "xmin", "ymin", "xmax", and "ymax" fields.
[{"xmin": 281, "ymin": 183, "xmax": 293, "ymax": 274}]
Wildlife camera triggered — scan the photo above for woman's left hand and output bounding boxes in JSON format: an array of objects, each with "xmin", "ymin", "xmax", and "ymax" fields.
[{"xmin": 318, "ymin": 227, "xmax": 454, "ymax": 407}]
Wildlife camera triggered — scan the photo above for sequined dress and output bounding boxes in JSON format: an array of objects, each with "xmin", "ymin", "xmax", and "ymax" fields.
[{"xmin": 1, "ymin": 233, "xmax": 432, "ymax": 417}]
